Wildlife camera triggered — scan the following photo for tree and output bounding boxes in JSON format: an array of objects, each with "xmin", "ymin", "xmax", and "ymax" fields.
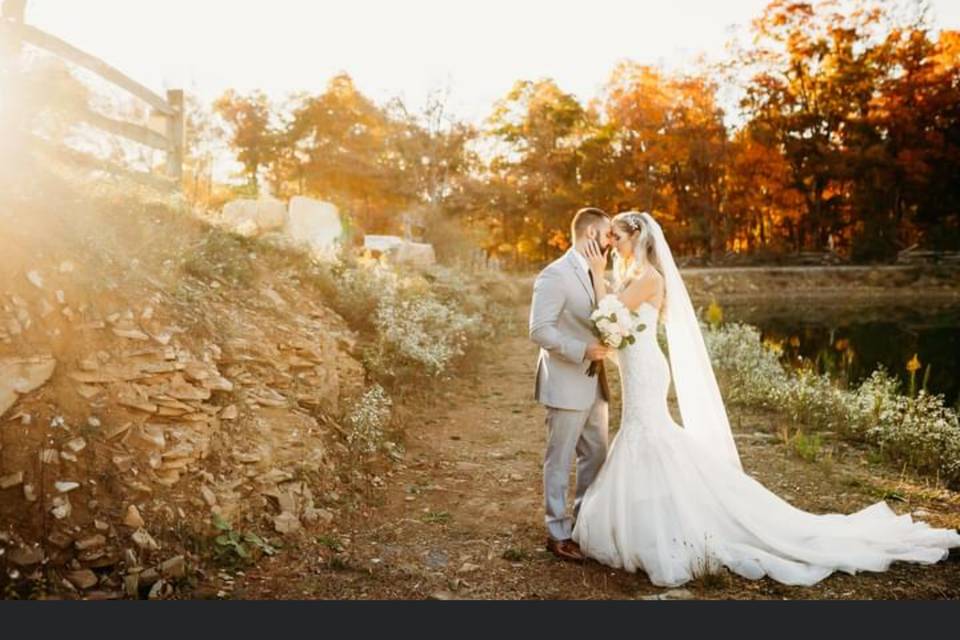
[
  {"xmin": 486, "ymin": 79, "xmax": 592, "ymax": 263},
  {"xmin": 385, "ymin": 90, "xmax": 478, "ymax": 213},
  {"xmin": 732, "ymin": 0, "xmax": 957, "ymax": 258},
  {"xmin": 725, "ymin": 128, "xmax": 805, "ymax": 254},
  {"xmin": 213, "ymin": 89, "xmax": 276, "ymax": 193},
  {"xmin": 863, "ymin": 26, "xmax": 960, "ymax": 253},
  {"xmin": 276, "ymin": 74, "xmax": 405, "ymax": 232},
  {"xmin": 182, "ymin": 95, "xmax": 224, "ymax": 208},
  {"xmin": 600, "ymin": 63, "xmax": 730, "ymax": 256}
]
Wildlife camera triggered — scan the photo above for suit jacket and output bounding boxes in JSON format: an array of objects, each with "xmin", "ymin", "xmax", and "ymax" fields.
[{"xmin": 530, "ymin": 249, "xmax": 610, "ymax": 411}]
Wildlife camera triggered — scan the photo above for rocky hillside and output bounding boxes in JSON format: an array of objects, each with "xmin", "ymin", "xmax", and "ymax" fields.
[{"xmin": 0, "ymin": 167, "xmax": 371, "ymax": 598}]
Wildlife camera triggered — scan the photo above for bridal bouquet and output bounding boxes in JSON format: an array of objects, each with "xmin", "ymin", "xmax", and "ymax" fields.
[{"xmin": 586, "ymin": 294, "xmax": 647, "ymax": 376}]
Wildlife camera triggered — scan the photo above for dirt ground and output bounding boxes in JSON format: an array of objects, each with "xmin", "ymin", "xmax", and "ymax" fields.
[{"xmin": 217, "ymin": 300, "xmax": 960, "ymax": 601}]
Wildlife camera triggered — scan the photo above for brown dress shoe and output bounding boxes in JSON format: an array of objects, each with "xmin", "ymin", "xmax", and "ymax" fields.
[{"xmin": 545, "ymin": 537, "xmax": 586, "ymax": 562}]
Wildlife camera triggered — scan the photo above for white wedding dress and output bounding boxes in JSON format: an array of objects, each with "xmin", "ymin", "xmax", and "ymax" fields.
[{"xmin": 572, "ymin": 299, "xmax": 960, "ymax": 587}]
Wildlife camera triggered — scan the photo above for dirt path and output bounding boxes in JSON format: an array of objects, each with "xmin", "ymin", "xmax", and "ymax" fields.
[{"xmin": 223, "ymin": 301, "xmax": 960, "ymax": 600}]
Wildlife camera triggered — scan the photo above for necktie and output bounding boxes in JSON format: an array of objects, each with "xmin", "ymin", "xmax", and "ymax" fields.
[{"xmin": 585, "ymin": 268, "xmax": 609, "ymax": 401}]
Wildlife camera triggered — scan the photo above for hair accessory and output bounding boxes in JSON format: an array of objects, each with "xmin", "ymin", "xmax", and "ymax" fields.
[{"xmin": 621, "ymin": 213, "xmax": 644, "ymax": 233}]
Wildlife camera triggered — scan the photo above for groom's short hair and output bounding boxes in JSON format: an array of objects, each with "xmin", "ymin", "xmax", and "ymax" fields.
[{"xmin": 571, "ymin": 207, "xmax": 610, "ymax": 241}]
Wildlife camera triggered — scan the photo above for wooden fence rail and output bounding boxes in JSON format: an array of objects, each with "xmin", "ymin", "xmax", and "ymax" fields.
[{"xmin": 1, "ymin": 0, "xmax": 184, "ymax": 187}]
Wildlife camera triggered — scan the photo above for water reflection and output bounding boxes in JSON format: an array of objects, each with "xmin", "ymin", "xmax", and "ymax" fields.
[{"xmin": 721, "ymin": 300, "xmax": 960, "ymax": 407}]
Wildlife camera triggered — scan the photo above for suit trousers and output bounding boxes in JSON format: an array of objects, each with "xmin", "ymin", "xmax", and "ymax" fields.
[{"xmin": 543, "ymin": 382, "xmax": 609, "ymax": 541}]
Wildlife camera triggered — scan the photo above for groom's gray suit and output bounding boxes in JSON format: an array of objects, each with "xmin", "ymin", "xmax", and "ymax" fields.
[{"xmin": 530, "ymin": 249, "xmax": 610, "ymax": 541}]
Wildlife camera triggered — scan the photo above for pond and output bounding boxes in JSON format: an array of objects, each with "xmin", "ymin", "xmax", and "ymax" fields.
[{"xmin": 721, "ymin": 299, "xmax": 960, "ymax": 408}]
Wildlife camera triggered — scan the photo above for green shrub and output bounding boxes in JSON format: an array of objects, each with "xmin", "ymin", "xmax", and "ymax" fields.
[
  {"xmin": 345, "ymin": 384, "xmax": 393, "ymax": 455},
  {"xmin": 307, "ymin": 253, "xmax": 491, "ymax": 383},
  {"xmin": 867, "ymin": 390, "xmax": 960, "ymax": 485},
  {"xmin": 703, "ymin": 322, "xmax": 960, "ymax": 487}
]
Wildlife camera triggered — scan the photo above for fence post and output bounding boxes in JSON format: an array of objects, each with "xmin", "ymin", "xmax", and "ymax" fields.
[
  {"xmin": 166, "ymin": 88, "xmax": 184, "ymax": 181},
  {"xmin": 1, "ymin": 0, "xmax": 26, "ymax": 57},
  {"xmin": 2, "ymin": 0, "xmax": 26, "ymax": 22}
]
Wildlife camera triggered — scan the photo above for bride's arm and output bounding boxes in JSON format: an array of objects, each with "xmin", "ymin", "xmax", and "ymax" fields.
[{"xmin": 618, "ymin": 272, "xmax": 664, "ymax": 312}]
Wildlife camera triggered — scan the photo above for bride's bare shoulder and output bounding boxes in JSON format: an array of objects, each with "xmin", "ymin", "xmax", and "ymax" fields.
[{"xmin": 623, "ymin": 267, "xmax": 663, "ymax": 291}]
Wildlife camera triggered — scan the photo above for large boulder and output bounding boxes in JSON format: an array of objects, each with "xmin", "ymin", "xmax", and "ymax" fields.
[
  {"xmin": 285, "ymin": 197, "xmax": 343, "ymax": 254},
  {"xmin": 220, "ymin": 197, "xmax": 287, "ymax": 236},
  {"xmin": 254, "ymin": 197, "xmax": 287, "ymax": 232},
  {"xmin": 392, "ymin": 241, "xmax": 436, "ymax": 268},
  {"xmin": 363, "ymin": 235, "xmax": 404, "ymax": 254},
  {"xmin": 362, "ymin": 235, "xmax": 436, "ymax": 267},
  {"xmin": 220, "ymin": 199, "xmax": 257, "ymax": 236}
]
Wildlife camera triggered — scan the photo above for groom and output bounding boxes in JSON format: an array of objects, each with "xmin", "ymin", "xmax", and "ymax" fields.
[{"xmin": 529, "ymin": 207, "xmax": 613, "ymax": 562}]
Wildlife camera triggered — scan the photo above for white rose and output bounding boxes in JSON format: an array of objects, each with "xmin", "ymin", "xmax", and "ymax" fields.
[
  {"xmin": 608, "ymin": 324, "xmax": 627, "ymax": 342},
  {"xmin": 607, "ymin": 332, "xmax": 623, "ymax": 349},
  {"xmin": 597, "ymin": 295, "xmax": 620, "ymax": 315}
]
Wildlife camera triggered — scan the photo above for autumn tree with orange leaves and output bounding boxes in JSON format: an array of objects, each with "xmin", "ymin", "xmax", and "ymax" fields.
[{"xmin": 208, "ymin": 0, "xmax": 959, "ymax": 266}]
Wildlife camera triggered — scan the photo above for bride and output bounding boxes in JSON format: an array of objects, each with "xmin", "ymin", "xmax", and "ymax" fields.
[{"xmin": 571, "ymin": 211, "xmax": 960, "ymax": 587}]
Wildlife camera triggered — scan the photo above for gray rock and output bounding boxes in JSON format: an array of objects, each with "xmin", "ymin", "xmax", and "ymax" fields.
[
  {"xmin": 138, "ymin": 567, "xmax": 160, "ymax": 587},
  {"xmin": 123, "ymin": 573, "xmax": 140, "ymax": 598},
  {"xmin": 159, "ymin": 555, "xmax": 186, "ymax": 579},
  {"xmin": 131, "ymin": 528, "xmax": 159, "ymax": 551},
  {"xmin": 75, "ymin": 534, "xmax": 106, "ymax": 551},
  {"xmin": 123, "ymin": 505, "xmax": 145, "ymax": 528},
  {"xmin": 47, "ymin": 531, "xmax": 74, "ymax": 550},
  {"xmin": 0, "ymin": 471, "xmax": 23, "ymax": 489},
  {"xmin": 641, "ymin": 588, "xmax": 695, "ymax": 601},
  {"xmin": 148, "ymin": 578, "xmax": 171, "ymax": 600},
  {"xmin": 8, "ymin": 546, "xmax": 44, "ymax": 566},
  {"xmin": 66, "ymin": 569, "xmax": 98, "ymax": 590},
  {"xmin": 122, "ymin": 548, "xmax": 139, "ymax": 568},
  {"xmin": 424, "ymin": 549, "xmax": 449, "ymax": 569}
]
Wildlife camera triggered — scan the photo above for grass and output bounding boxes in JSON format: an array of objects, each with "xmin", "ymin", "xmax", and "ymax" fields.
[
  {"xmin": 181, "ymin": 229, "xmax": 258, "ymax": 288},
  {"xmin": 210, "ymin": 514, "xmax": 279, "ymax": 568},
  {"xmin": 870, "ymin": 485, "xmax": 908, "ymax": 503},
  {"xmin": 792, "ymin": 431, "xmax": 824, "ymax": 463},
  {"xmin": 688, "ymin": 548, "xmax": 730, "ymax": 592},
  {"xmin": 690, "ymin": 567, "xmax": 731, "ymax": 592},
  {"xmin": 316, "ymin": 534, "xmax": 345, "ymax": 553},
  {"xmin": 422, "ymin": 510, "xmax": 453, "ymax": 525},
  {"xmin": 501, "ymin": 547, "xmax": 531, "ymax": 562},
  {"xmin": 328, "ymin": 556, "xmax": 352, "ymax": 571},
  {"xmin": 779, "ymin": 426, "xmax": 825, "ymax": 463}
]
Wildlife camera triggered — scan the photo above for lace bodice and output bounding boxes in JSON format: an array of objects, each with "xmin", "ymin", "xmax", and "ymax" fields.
[{"xmin": 616, "ymin": 301, "xmax": 675, "ymax": 432}]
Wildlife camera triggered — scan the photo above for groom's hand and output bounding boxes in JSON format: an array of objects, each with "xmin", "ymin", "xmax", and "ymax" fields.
[{"xmin": 585, "ymin": 342, "xmax": 610, "ymax": 362}]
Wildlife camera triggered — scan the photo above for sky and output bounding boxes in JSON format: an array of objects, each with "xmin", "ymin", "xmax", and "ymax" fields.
[{"xmin": 22, "ymin": 0, "xmax": 960, "ymax": 126}]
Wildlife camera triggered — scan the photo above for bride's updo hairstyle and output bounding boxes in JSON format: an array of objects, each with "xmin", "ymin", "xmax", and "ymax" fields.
[{"xmin": 612, "ymin": 211, "xmax": 664, "ymax": 282}]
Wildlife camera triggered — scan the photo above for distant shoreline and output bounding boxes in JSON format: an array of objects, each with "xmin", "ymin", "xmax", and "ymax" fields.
[
  {"xmin": 680, "ymin": 264, "xmax": 960, "ymax": 304},
  {"xmin": 513, "ymin": 264, "xmax": 960, "ymax": 303},
  {"xmin": 680, "ymin": 264, "xmax": 960, "ymax": 275}
]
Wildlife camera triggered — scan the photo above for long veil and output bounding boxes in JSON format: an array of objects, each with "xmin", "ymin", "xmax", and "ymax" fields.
[{"xmin": 639, "ymin": 212, "xmax": 742, "ymax": 470}]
